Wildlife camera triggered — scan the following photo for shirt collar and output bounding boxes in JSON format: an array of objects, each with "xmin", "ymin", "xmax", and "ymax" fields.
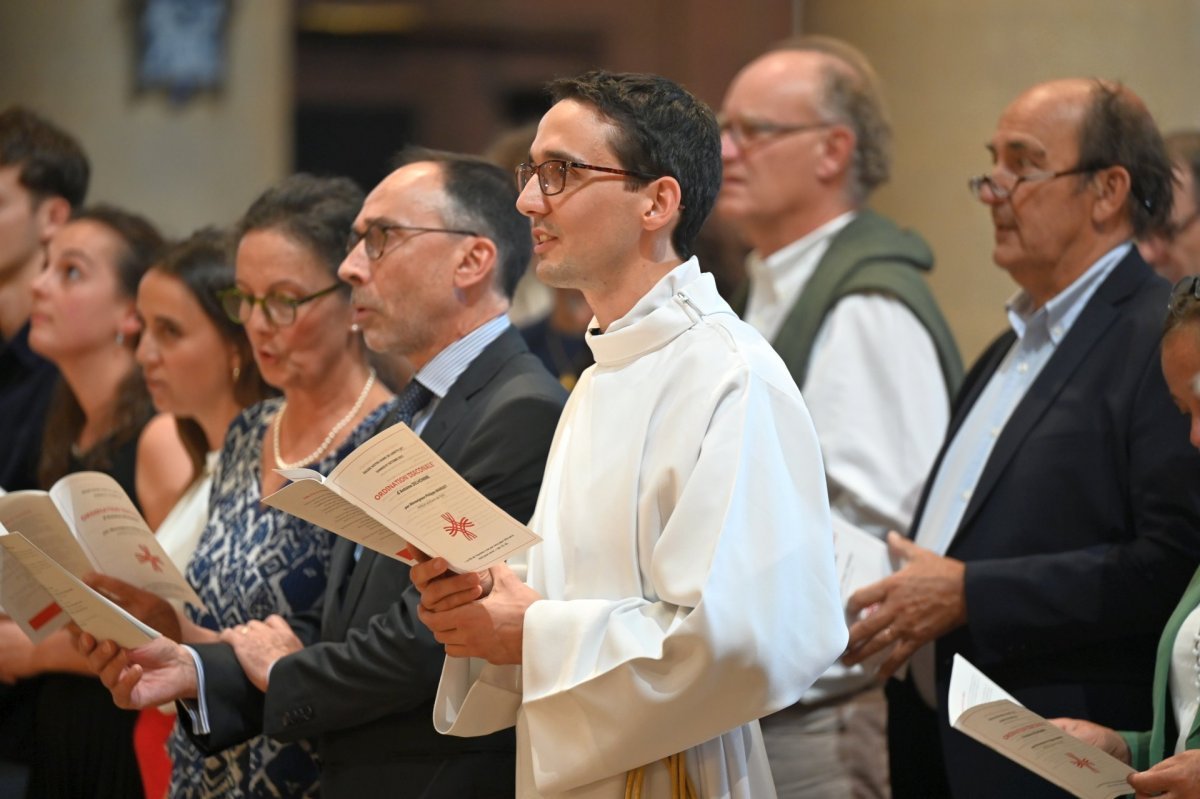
[
  {"xmin": 1006, "ymin": 241, "xmax": 1131, "ymax": 345},
  {"xmin": 586, "ymin": 257, "xmax": 731, "ymax": 365},
  {"xmin": 745, "ymin": 211, "xmax": 857, "ymax": 292},
  {"xmin": 412, "ymin": 313, "xmax": 510, "ymax": 398}
]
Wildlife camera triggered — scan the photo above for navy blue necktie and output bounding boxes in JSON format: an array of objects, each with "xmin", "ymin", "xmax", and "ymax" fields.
[{"xmin": 393, "ymin": 378, "xmax": 433, "ymax": 429}]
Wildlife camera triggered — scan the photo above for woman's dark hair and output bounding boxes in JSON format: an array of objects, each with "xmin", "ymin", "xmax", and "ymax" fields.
[
  {"xmin": 235, "ymin": 173, "xmax": 364, "ymax": 282},
  {"xmin": 151, "ymin": 228, "xmax": 275, "ymax": 482},
  {"xmin": 39, "ymin": 205, "xmax": 165, "ymax": 488}
]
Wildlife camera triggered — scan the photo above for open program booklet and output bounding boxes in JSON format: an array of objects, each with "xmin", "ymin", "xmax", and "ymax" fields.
[
  {"xmin": 0, "ymin": 471, "xmax": 199, "ymax": 642},
  {"xmin": 0, "ymin": 531, "xmax": 158, "ymax": 648},
  {"xmin": 949, "ymin": 654, "xmax": 1135, "ymax": 798},
  {"xmin": 262, "ymin": 422, "xmax": 540, "ymax": 573}
]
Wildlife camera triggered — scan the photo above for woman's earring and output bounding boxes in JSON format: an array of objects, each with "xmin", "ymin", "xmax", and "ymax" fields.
[
  {"xmin": 115, "ymin": 331, "xmax": 125, "ymax": 346},
  {"xmin": 231, "ymin": 363, "xmax": 241, "ymax": 382}
]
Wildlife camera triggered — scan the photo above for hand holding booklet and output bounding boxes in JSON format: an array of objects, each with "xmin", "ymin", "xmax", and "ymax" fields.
[
  {"xmin": 0, "ymin": 471, "xmax": 201, "ymax": 642},
  {"xmin": 262, "ymin": 422, "xmax": 540, "ymax": 573},
  {"xmin": 0, "ymin": 531, "xmax": 158, "ymax": 649},
  {"xmin": 949, "ymin": 654, "xmax": 1135, "ymax": 798},
  {"xmin": 831, "ymin": 516, "xmax": 904, "ymax": 678}
]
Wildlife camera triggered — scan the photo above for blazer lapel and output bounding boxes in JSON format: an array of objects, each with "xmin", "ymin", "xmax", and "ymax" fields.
[
  {"xmin": 337, "ymin": 548, "xmax": 376, "ymax": 628},
  {"xmin": 324, "ymin": 537, "xmax": 358, "ymax": 634},
  {"xmin": 905, "ymin": 332, "xmax": 1012, "ymax": 536},
  {"xmin": 419, "ymin": 326, "xmax": 524, "ymax": 454},
  {"xmin": 952, "ymin": 251, "xmax": 1147, "ymax": 543}
]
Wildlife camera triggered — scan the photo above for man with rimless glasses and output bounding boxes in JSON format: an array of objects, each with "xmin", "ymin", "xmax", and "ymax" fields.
[
  {"xmin": 843, "ymin": 80, "xmax": 1200, "ymax": 798},
  {"xmin": 411, "ymin": 70, "xmax": 847, "ymax": 798},
  {"xmin": 716, "ymin": 37, "xmax": 962, "ymax": 799},
  {"xmin": 77, "ymin": 150, "xmax": 567, "ymax": 799}
]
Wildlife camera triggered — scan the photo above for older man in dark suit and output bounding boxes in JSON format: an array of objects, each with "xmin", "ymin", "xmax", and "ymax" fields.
[
  {"xmin": 845, "ymin": 80, "xmax": 1200, "ymax": 798},
  {"xmin": 80, "ymin": 150, "xmax": 566, "ymax": 798}
]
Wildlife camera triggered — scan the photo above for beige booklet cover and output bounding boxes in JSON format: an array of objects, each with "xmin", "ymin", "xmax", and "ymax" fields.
[
  {"xmin": 262, "ymin": 422, "xmax": 540, "ymax": 573},
  {"xmin": 949, "ymin": 654, "xmax": 1135, "ymax": 799},
  {"xmin": 0, "ymin": 531, "xmax": 158, "ymax": 649},
  {"xmin": 0, "ymin": 471, "xmax": 202, "ymax": 641}
]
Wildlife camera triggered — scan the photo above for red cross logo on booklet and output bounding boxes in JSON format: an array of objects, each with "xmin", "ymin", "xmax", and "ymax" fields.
[
  {"xmin": 135, "ymin": 543, "xmax": 164, "ymax": 572},
  {"xmin": 1065, "ymin": 753, "xmax": 1099, "ymax": 773},
  {"xmin": 441, "ymin": 512, "xmax": 477, "ymax": 541}
]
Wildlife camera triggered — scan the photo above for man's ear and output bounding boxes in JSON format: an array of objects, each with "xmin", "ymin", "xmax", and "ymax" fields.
[
  {"xmin": 33, "ymin": 195, "xmax": 72, "ymax": 245},
  {"xmin": 814, "ymin": 125, "xmax": 856, "ymax": 183},
  {"xmin": 453, "ymin": 236, "xmax": 500, "ymax": 292},
  {"xmin": 1090, "ymin": 166, "xmax": 1133, "ymax": 227},
  {"xmin": 642, "ymin": 176, "xmax": 683, "ymax": 234}
]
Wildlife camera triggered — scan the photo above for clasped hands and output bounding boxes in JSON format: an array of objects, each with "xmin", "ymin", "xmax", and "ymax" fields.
[
  {"xmin": 410, "ymin": 557, "xmax": 540, "ymax": 665},
  {"xmin": 842, "ymin": 532, "xmax": 968, "ymax": 680},
  {"xmin": 71, "ymin": 573, "xmax": 303, "ymax": 708}
]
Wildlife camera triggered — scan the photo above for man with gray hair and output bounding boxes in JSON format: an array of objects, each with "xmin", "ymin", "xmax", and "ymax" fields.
[
  {"xmin": 716, "ymin": 37, "xmax": 961, "ymax": 798},
  {"xmin": 1140, "ymin": 130, "xmax": 1200, "ymax": 283}
]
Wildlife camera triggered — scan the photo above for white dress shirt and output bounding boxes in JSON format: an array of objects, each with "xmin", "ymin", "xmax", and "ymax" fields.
[
  {"xmin": 743, "ymin": 213, "xmax": 950, "ymax": 702},
  {"xmin": 745, "ymin": 211, "xmax": 949, "ymax": 538}
]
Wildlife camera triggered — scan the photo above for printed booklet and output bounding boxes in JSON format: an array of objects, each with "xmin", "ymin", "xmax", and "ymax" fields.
[
  {"xmin": 0, "ymin": 471, "xmax": 200, "ymax": 642},
  {"xmin": 262, "ymin": 422, "xmax": 540, "ymax": 573}
]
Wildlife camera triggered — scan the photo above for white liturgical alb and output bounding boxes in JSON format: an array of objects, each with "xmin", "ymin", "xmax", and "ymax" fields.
[{"xmin": 433, "ymin": 259, "xmax": 848, "ymax": 798}]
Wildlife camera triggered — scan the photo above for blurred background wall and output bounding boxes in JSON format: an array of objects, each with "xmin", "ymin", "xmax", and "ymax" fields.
[{"xmin": 1, "ymin": 0, "xmax": 1197, "ymax": 360}]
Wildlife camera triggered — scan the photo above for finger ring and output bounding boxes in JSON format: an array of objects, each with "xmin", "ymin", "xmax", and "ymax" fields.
[{"xmin": 239, "ymin": 626, "xmax": 248, "ymax": 635}]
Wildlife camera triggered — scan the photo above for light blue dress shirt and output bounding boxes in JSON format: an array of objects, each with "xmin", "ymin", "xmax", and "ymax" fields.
[{"xmin": 913, "ymin": 243, "xmax": 1132, "ymax": 556}]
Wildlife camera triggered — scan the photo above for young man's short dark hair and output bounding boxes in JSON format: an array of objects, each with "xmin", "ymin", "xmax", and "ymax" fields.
[
  {"xmin": 0, "ymin": 106, "xmax": 90, "ymax": 209},
  {"xmin": 547, "ymin": 71, "xmax": 721, "ymax": 261}
]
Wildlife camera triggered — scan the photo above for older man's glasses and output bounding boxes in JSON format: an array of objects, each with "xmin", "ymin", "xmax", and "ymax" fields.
[
  {"xmin": 347, "ymin": 220, "xmax": 477, "ymax": 261},
  {"xmin": 516, "ymin": 159, "xmax": 661, "ymax": 197},
  {"xmin": 718, "ymin": 115, "xmax": 835, "ymax": 150},
  {"xmin": 967, "ymin": 165, "xmax": 1103, "ymax": 202},
  {"xmin": 218, "ymin": 284, "xmax": 341, "ymax": 328}
]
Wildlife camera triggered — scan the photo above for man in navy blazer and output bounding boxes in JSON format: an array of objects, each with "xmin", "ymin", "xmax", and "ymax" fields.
[
  {"xmin": 844, "ymin": 79, "xmax": 1200, "ymax": 798},
  {"xmin": 81, "ymin": 151, "xmax": 566, "ymax": 798}
]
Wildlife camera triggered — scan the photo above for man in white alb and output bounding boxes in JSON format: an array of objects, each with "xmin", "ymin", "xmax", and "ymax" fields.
[{"xmin": 411, "ymin": 70, "xmax": 848, "ymax": 799}]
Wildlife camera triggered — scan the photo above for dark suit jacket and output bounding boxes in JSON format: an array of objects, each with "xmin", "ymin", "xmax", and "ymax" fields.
[
  {"xmin": 913, "ymin": 250, "xmax": 1200, "ymax": 797},
  {"xmin": 187, "ymin": 327, "xmax": 567, "ymax": 798}
]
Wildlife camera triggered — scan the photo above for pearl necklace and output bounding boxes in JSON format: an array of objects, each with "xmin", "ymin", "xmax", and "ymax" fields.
[{"xmin": 272, "ymin": 368, "xmax": 376, "ymax": 470}]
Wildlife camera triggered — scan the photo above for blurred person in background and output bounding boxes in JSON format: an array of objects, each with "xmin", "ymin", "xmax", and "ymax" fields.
[
  {"xmin": 717, "ymin": 36, "xmax": 961, "ymax": 797},
  {"xmin": 0, "ymin": 204, "xmax": 189, "ymax": 798},
  {"xmin": 122, "ymin": 227, "xmax": 274, "ymax": 798},
  {"xmin": 1140, "ymin": 130, "xmax": 1200, "ymax": 284},
  {"xmin": 0, "ymin": 103, "xmax": 89, "ymax": 798}
]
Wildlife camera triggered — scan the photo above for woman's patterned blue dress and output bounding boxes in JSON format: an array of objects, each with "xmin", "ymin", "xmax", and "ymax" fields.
[{"xmin": 168, "ymin": 396, "xmax": 396, "ymax": 798}]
